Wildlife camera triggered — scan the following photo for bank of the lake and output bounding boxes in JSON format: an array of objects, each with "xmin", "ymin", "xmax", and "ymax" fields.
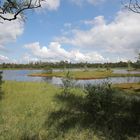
[{"xmin": 113, "ymin": 82, "xmax": 140, "ymax": 92}]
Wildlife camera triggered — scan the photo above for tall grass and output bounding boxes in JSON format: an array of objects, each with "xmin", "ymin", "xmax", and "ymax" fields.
[
  {"xmin": 46, "ymin": 82, "xmax": 140, "ymax": 140},
  {"xmin": 0, "ymin": 71, "xmax": 3, "ymax": 100},
  {"xmin": 0, "ymin": 81, "xmax": 59, "ymax": 140},
  {"xmin": 0, "ymin": 81, "xmax": 139, "ymax": 140},
  {"xmin": 0, "ymin": 81, "xmax": 101, "ymax": 140}
]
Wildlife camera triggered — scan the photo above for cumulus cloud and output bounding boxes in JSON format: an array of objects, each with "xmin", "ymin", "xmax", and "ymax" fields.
[
  {"xmin": 24, "ymin": 42, "xmax": 105, "ymax": 62},
  {"xmin": 0, "ymin": 17, "xmax": 24, "ymax": 50},
  {"xmin": 70, "ymin": 0, "xmax": 105, "ymax": 6},
  {"xmin": 21, "ymin": 53, "xmax": 39, "ymax": 63},
  {"xmin": 40, "ymin": 0, "xmax": 60, "ymax": 10},
  {"xmin": 0, "ymin": 55, "xmax": 9, "ymax": 63},
  {"xmin": 57, "ymin": 11, "xmax": 140, "ymax": 59}
]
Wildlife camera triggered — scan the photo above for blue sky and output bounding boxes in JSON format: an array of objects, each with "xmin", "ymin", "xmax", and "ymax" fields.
[{"xmin": 0, "ymin": 0, "xmax": 140, "ymax": 63}]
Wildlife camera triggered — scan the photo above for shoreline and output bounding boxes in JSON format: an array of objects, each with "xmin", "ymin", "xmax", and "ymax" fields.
[{"xmin": 28, "ymin": 72, "xmax": 140, "ymax": 80}]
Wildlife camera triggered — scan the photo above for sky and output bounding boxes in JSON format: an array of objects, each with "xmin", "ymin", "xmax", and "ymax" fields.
[{"xmin": 0, "ymin": 0, "xmax": 140, "ymax": 64}]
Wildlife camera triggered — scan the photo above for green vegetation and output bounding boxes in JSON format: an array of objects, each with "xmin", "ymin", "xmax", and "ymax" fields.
[
  {"xmin": 0, "ymin": 71, "xmax": 3, "ymax": 100},
  {"xmin": 113, "ymin": 83, "xmax": 140, "ymax": 96},
  {"xmin": 83, "ymin": 83, "xmax": 140, "ymax": 139},
  {"xmin": 0, "ymin": 81, "xmax": 100, "ymax": 140},
  {"xmin": 0, "ymin": 59, "xmax": 140, "ymax": 70},
  {"xmin": 114, "ymin": 83, "xmax": 140, "ymax": 93},
  {"xmin": 1, "ymin": 53, "xmax": 139, "ymax": 70},
  {"xmin": 61, "ymin": 71, "xmax": 75, "ymax": 96},
  {"xmin": 29, "ymin": 69, "xmax": 140, "ymax": 79},
  {"xmin": 0, "ymin": 81, "xmax": 140, "ymax": 140},
  {"xmin": 0, "ymin": 81, "xmax": 60, "ymax": 140}
]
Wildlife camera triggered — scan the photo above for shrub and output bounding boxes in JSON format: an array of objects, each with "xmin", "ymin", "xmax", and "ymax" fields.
[
  {"xmin": 130, "ymin": 97, "xmax": 140, "ymax": 125},
  {"xmin": 84, "ymin": 82, "xmax": 115, "ymax": 116},
  {"xmin": 61, "ymin": 71, "xmax": 75, "ymax": 96},
  {"xmin": 83, "ymin": 82, "xmax": 140, "ymax": 139}
]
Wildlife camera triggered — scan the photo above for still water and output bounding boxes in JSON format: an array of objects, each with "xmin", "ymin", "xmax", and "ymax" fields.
[{"xmin": 1, "ymin": 69, "xmax": 140, "ymax": 86}]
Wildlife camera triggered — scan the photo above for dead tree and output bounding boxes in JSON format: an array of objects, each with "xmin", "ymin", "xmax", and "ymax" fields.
[
  {"xmin": 0, "ymin": 0, "xmax": 45, "ymax": 21},
  {"xmin": 124, "ymin": 0, "xmax": 140, "ymax": 13}
]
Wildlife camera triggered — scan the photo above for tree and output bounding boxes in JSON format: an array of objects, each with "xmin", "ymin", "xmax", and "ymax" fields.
[
  {"xmin": 135, "ymin": 53, "xmax": 140, "ymax": 69},
  {"xmin": 137, "ymin": 53, "xmax": 140, "ymax": 63},
  {"xmin": 127, "ymin": 60, "xmax": 133, "ymax": 71},
  {"xmin": 124, "ymin": 0, "xmax": 140, "ymax": 13},
  {"xmin": 0, "ymin": 0, "xmax": 44, "ymax": 21}
]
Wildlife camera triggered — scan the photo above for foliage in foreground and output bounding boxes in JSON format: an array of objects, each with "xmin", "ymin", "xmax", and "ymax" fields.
[
  {"xmin": 61, "ymin": 71, "xmax": 75, "ymax": 96},
  {"xmin": 0, "ymin": 81, "xmax": 140, "ymax": 140},
  {"xmin": 83, "ymin": 83, "xmax": 140, "ymax": 139},
  {"xmin": 48, "ymin": 82, "xmax": 140, "ymax": 140}
]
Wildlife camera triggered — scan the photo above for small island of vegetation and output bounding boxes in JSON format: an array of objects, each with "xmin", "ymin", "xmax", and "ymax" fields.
[{"xmin": 29, "ymin": 69, "xmax": 140, "ymax": 79}]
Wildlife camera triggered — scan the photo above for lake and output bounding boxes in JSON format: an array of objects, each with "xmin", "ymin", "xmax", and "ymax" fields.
[{"xmin": 1, "ymin": 69, "xmax": 140, "ymax": 86}]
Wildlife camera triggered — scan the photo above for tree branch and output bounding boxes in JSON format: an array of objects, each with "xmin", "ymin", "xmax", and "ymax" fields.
[
  {"xmin": 0, "ymin": 0, "xmax": 44, "ymax": 21},
  {"xmin": 124, "ymin": 0, "xmax": 140, "ymax": 13}
]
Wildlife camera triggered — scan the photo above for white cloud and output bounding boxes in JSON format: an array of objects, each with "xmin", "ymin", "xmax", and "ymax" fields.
[
  {"xmin": 40, "ymin": 0, "xmax": 60, "ymax": 10},
  {"xmin": 57, "ymin": 11, "xmax": 140, "ymax": 60},
  {"xmin": 87, "ymin": 0, "xmax": 105, "ymax": 5},
  {"xmin": 84, "ymin": 16, "xmax": 105, "ymax": 25},
  {"xmin": 70, "ymin": 0, "xmax": 105, "ymax": 6},
  {"xmin": 0, "ymin": 16, "xmax": 24, "ymax": 50},
  {"xmin": 64, "ymin": 23, "xmax": 72, "ymax": 28},
  {"xmin": 21, "ymin": 53, "xmax": 39, "ymax": 63},
  {"xmin": 24, "ymin": 42, "xmax": 105, "ymax": 62},
  {"xmin": 0, "ymin": 54, "xmax": 17, "ymax": 63},
  {"xmin": 0, "ymin": 55, "xmax": 9, "ymax": 63}
]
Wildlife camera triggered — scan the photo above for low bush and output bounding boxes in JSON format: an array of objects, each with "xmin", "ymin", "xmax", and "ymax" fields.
[
  {"xmin": 83, "ymin": 82, "xmax": 140, "ymax": 139},
  {"xmin": 61, "ymin": 71, "xmax": 75, "ymax": 96}
]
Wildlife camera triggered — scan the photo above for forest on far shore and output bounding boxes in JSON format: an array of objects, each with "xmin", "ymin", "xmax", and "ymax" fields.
[{"xmin": 0, "ymin": 60, "xmax": 140, "ymax": 69}]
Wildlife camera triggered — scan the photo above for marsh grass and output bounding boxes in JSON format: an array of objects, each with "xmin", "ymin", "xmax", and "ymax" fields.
[
  {"xmin": 29, "ymin": 69, "xmax": 140, "ymax": 80},
  {"xmin": 0, "ymin": 81, "xmax": 140, "ymax": 140},
  {"xmin": 46, "ymin": 83, "xmax": 140, "ymax": 140},
  {"xmin": 0, "ymin": 71, "xmax": 3, "ymax": 100},
  {"xmin": 0, "ymin": 81, "xmax": 101, "ymax": 140},
  {"xmin": 0, "ymin": 81, "xmax": 59, "ymax": 140}
]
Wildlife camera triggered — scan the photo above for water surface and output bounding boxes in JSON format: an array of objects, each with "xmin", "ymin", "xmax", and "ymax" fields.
[{"xmin": 1, "ymin": 69, "xmax": 140, "ymax": 86}]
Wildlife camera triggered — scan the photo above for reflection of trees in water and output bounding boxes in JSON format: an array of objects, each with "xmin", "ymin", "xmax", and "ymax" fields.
[
  {"xmin": 42, "ymin": 76, "xmax": 53, "ymax": 83},
  {"xmin": 126, "ymin": 69, "xmax": 130, "ymax": 83},
  {"xmin": 127, "ymin": 77, "xmax": 131, "ymax": 83}
]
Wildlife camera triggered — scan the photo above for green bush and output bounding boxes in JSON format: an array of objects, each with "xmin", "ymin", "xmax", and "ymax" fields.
[
  {"xmin": 130, "ymin": 97, "xmax": 140, "ymax": 124},
  {"xmin": 83, "ymin": 82, "xmax": 140, "ymax": 139},
  {"xmin": 61, "ymin": 71, "xmax": 75, "ymax": 96},
  {"xmin": 84, "ymin": 82, "xmax": 115, "ymax": 116}
]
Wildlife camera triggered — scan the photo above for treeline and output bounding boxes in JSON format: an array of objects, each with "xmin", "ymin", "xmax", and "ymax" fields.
[{"xmin": 0, "ymin": 60, "xmax": 139, "ymax": 69}]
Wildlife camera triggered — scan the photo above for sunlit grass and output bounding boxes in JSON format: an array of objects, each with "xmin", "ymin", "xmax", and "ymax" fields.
[
  {"xmin": 0, "ymin": 81, "xmax": 139, "ymax": 140},
  {"xmin": 0, "ymin": 81, "xmax": 100, "ymax": 140},
  {"xmin": 113, "ymin": 83, "xmax": 140, "ymax": 95},
  {"xmin": 114, "ymin": 83, "xmax": 140, "ymax": 89},
  {"xmin": 0, "ymin": 81, "xmax": 59, "ymax": 140}
]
